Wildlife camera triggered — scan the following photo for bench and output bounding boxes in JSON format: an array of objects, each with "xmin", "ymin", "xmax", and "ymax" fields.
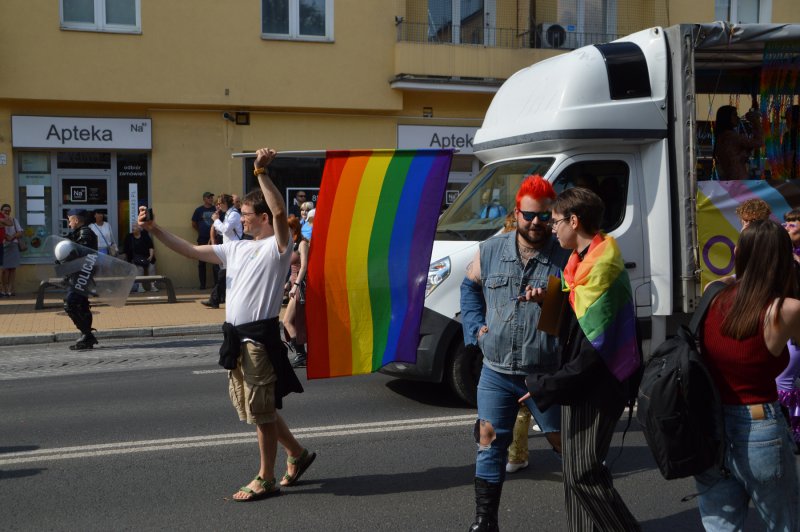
[{"xmin": 35, "ymin": 275, "xmax": 177, "ymax": 310}]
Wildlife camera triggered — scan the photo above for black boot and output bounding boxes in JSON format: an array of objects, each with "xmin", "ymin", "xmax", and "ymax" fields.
[
  {"xmin": 290, "ymin": 339, "xmax": 307, "ymax": 368},
  {"xmin": 70, "ymin": 331, "xmax": 98, "ymax": 351},
  {"xmin": 469, "ymin": 477, "xmax": 502, "ymax": 532}
]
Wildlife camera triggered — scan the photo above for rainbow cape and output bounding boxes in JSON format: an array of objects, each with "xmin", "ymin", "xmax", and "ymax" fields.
[
  {"xmin": 562, "ymin": 233, "xmax": 640, "ymax": 382},
  {"xmin": 305, "ymin": 149, "xmax": 453, "ymax": 379}
]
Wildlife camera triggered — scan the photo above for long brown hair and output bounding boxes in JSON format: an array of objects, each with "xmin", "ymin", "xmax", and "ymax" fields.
[
  {"xmin": 287, "ymin": 215, "xmax": 306, "ymax": 244},
  {"xmin": 721, "ymin": 219, "xmax": 797, "ymax": 339}
]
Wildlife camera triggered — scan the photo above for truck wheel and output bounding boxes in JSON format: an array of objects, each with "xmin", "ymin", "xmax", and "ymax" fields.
[{"xmin": 446, "ymin": 341, "xmax": 481, "ymax": 407}]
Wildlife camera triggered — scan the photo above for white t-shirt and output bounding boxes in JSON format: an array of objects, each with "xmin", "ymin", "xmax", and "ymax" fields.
[
  {"xmin": 89, "ymin": 222, "xmax": 116, "ymax": 251},
  {"xmin": 213, "ymin": 236, "xmax": 291, "ymax": 326}
]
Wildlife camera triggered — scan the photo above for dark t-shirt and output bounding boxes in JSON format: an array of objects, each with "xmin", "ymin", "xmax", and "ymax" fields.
[
  {"xmin": 192, "ymin": 205, "xmax": 216, "ymax": 244},
  {"xmin": 124, "ymin": 231, "xmax": 155, "ymax": 263}
]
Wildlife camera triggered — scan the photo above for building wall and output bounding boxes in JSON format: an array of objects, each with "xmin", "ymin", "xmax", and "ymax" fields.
[
  {"xmin": 0, "ymin": 0, "xmax": 402, "ymax": 111},
  {"xmin": 2, "ymin": 0, "xmax": 799, "ymax": 293}
]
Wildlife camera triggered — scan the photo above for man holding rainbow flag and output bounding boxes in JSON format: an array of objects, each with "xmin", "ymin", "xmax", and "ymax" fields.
[{"xmin": 524, "ymin": 186, "xmax": 641, "ymax": 531}]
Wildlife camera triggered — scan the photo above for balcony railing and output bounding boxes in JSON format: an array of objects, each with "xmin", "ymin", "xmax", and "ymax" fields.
[{"xmin": 396, "ymin": 21, "xmax": 620, "ymax": 50}]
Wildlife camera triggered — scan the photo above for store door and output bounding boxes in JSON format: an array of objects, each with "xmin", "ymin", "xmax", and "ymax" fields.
[{"xmin": 57, "ymin": 175, "xmax": 113, "ymax": 236}]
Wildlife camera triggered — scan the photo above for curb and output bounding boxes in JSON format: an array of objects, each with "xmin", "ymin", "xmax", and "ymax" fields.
[{"xmin": 0, "ymin": 324, "xmax": 223, "ymax": 347}]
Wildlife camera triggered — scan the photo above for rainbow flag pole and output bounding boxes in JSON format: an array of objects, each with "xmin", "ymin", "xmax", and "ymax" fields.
[{"xmin": 302, "ymin": 149, "xmax": 453, "ymax": 379}]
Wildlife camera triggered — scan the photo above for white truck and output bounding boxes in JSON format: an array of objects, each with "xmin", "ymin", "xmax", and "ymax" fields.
[{"xmin": 381, "ymin": 22, "xmax": 800, "ymax": 405}]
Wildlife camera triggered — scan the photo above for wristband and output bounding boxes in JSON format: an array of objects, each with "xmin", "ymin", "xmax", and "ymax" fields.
[{"xmin": 253, "ymin": 167, "xmax": 267, "ymax": 177}]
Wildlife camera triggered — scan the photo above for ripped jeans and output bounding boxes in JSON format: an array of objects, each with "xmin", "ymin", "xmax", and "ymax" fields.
[{"xmin": 475, "ymin": 365, "xmax": 561, "ymax": 483}]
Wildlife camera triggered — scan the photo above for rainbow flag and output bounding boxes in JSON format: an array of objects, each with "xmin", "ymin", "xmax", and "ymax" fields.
[
  {"xmin": 562, "ymin": 233, "xmax": 640, "ymax": 382},
  {"xmin": 305, "ymin": 149, "xmax": 453, "ymax": 379}
]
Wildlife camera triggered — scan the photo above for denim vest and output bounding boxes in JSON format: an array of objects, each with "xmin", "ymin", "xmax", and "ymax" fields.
[{"xmin": 477, "ymin": 231, "xmax": 570, "ymax": 375}]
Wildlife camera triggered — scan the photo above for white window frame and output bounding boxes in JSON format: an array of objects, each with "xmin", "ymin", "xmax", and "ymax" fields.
[
  {"xmin": 715, "ymin": 0, "xmax": 772, "ymax": 23},
  {"xmin": 60, "ymin": 0, "xmax": 141, "ymax": 34},
  {"xmin": 430, "ymin": 0, "xmax": 496, "ymax": 46},
  {"xmin": 261, "ymin": 0, "xmax": 334, "ymax": 42}
]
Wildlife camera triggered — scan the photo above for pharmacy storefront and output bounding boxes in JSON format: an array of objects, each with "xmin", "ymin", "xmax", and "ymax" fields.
[
  {"xmin": 11, "ymin": 116, "xmax": 151, "ymax": 263},
  {"xmin": 397, "ymin": 125, "xmax": 480, "ymax": 209}
]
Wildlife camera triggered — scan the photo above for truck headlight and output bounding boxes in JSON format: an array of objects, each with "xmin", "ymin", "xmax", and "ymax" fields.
[{"xmin": 426, "ymin": 256, "xmax": 451, "ymax": 297}]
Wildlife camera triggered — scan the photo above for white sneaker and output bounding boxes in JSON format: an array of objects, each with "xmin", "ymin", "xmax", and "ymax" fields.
[
  {"xmin": 531, "ymin": 424, "xmax": 542, "ymax": 432},
  {"xmin": 506, "ymin": 460, "xmax": 529, "ymax": 473},
  {"xmin": 136, "ymin": 284, "xmax": 145, "ymax": 293},
  {"xmin": 150, "ymin": 286, "xmax": 159, "ymax": 292}
]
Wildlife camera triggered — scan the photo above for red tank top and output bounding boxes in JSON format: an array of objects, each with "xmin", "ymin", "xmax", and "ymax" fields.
[{"xmin": 702, "ymin": 290, "xmax": 788, "ymax": 405}]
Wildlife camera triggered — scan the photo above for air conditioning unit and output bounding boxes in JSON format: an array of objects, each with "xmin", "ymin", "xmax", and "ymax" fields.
[{"xmin": 537, "ymin": 23, "xmax": 576, "ymax": 49}]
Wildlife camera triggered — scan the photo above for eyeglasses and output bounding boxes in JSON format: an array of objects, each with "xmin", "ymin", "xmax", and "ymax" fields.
[
  {"xmin": 551, "ymin": 216, "xmax": 571, "ymax": 228},
  {"xmin": 519, "ymin": 210, "xmax": 552, "ymax": 222},
  {"xmin": 240, "ymin": 211, "xmax": 259, "ymax": 217}
]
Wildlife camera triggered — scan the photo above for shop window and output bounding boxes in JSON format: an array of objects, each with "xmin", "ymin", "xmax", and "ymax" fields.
[
  {"xmin": 261, "ymin": 0, "xmax": 333, "ymax": 41},
  {"xmin": 551, "ymin": 160, "xmax": 629, "ymax": 233},
  {"xmin": 61, "ymin": 0, "xmax": 141, "ymax": 33},
  {"xmin": 15, "ymin": 152, "xmax": 54, "ymax": 262}
]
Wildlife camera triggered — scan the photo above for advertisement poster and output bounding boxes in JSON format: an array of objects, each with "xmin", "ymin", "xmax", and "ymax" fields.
[{"xmin": 697, "ymin": 180, "xmax": 800, "ymax": 287}]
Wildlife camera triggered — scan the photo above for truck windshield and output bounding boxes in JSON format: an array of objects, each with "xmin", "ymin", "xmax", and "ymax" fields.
[{"xmin": 436, "ymin": 158, "xmax": 555, "ymax": 241}]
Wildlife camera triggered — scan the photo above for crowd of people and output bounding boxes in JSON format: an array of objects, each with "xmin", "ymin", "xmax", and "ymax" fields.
[
  {"xmin": 189, "ymin": 188, "xmax": 313, "ymax": 368},
  {"xmin": 3, "ymin": 133, "xmax": 800, "ymax": 528}
]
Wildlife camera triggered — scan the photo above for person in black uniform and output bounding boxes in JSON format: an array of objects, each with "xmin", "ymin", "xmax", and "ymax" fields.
[{"xmin": 63, "ymin": 208, "xmax": 99, "ymax": 350}]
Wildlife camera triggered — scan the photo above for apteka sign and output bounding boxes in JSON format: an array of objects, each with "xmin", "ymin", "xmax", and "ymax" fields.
[
  {"xmin": 12, "ymin": 116, "xmax": 152, "ymax": 150},
  {"xmin": 397, "ymin": 125, "xmax": 478, "ymax": 154}
]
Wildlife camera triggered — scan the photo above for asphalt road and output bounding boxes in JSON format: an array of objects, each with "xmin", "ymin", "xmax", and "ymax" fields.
[{"xmin": 0, "ymin": 335, "xmax": 756, "ymax": 531}]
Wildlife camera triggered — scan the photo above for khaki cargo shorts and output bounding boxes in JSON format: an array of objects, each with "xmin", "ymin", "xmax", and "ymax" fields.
[{"xmin": 228, "ymin": 341, "xmax": 277, "ymax": 425}]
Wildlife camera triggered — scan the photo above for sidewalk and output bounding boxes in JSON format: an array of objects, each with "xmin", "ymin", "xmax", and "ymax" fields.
[{"xmin": 0, "ymin": 288, "xmax": 227, "ymax": 346}]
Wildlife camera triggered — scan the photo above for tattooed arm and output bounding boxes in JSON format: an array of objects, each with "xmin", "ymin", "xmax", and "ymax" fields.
[{"xmin": 460, "ymin": 249, "xmax": 486, "ymax": 345}]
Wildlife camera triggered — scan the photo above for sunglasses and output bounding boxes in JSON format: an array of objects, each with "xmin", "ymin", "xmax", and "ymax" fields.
[{"xmin": 519, "ymin": 210, "xmax": 552, "ymax": 222}]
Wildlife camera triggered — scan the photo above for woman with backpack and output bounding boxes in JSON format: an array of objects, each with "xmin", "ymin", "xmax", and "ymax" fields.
[{"xmin": 696, "ymin": 219, "xmax": 800, "ymax": 531}]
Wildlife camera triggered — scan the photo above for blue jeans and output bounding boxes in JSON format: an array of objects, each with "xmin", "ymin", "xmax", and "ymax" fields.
[
  {"xmin": 475, "ymin": 365, "xmax": 561, "ymax": 483},
  {"xmin": 695, "ymin": 402, "xmax": 799, "ymax": 531}
]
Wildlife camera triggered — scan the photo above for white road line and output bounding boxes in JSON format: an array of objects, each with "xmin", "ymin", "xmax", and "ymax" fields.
[
  {"xmin": 0, "ymin": 414, "xmax": 475, "ymax": 466},
  {"xmin": 191, "ymin": 369, "xmax": 225, "ymax": 374}
]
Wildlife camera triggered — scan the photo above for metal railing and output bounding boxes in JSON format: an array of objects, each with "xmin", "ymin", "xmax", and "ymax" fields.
[{"xmin": 396, "ymin": 21, "xmax": 620, "ymax": 50}]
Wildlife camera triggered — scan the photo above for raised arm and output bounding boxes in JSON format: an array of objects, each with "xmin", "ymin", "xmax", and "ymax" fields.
[
  {"xmin": 254, "ymin": 148, "xmax": 289, "ymax": 253},
  {"xmin": 138, "ymin": 211, "xmax": 220, "ymax": 264}
]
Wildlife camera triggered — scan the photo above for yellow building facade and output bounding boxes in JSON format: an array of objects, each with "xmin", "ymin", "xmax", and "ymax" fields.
[{"xmin": 1, "ymin": 0, "xmax": 797, "ymax": 290}]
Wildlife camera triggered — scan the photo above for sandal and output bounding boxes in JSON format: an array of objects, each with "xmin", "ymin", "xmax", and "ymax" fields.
[
  {"xmin": 280, "ymin": 448, "xmax": 317, "ymax": 487},
  {"xmin": 233, "ymin": 476, "xmax": 281, "ymax": 502}
]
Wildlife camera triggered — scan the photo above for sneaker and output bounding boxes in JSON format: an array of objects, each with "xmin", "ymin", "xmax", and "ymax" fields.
[
  {"xmin": 531, "ymin": 424, "xmax": 542, "ymax": 432},
  {"xmin": 291, "ymin": 354, "xmax": 307, "ymax": 368},
  {"xmin": 506, "ymin": 460, "xmax": 529, "ymax": 473},
  {"xmin": 200, "ymin": 300, "xmax": 219, "ymax": 309},
  {"xmin": 150, "ymin": 285, "xmax": 159, "ymax": 292},
  {"xmin": 136, "ymin": 284, "xmax": 145, "ymax": 293}
]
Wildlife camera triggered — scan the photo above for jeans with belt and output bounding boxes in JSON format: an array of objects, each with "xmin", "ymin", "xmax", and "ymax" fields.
[{"xmin": 695, "ymin": 402, "xmax": 800, "ymax": 531}]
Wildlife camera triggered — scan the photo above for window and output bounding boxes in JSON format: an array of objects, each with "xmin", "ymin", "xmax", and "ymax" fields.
[
  {"xmin": 551, "ymin": 160, "xmax": 629, "ymax": 233},
  {"xmin": 714, "ymin": 0, "xmax": 771, "ymax": 23},
  {"xmin": 262, "ymin": 0, "xmax": 333, "ymax": 41},
  {"xmin": 427, "ymin": 0, "xmax": 494, "ymax": 45},
  {"xmin": 61, "ymin": 0, "xmax": 141, "ymax": 33},
  {"xmin": 435, "ymin": 158, "xmax": 555, "ymax": 242}
]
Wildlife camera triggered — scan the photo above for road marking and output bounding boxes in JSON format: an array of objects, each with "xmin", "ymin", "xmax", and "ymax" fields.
[
  {"xmin": 0, "ymin": 414, "xmax": 476, "ymax": 466},
  {"xmin": 192, "ymin": 369, "xmax": 225, "ymax": 374}
]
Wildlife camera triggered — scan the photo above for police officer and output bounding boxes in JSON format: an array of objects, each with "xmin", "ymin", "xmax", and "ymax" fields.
[{"xmin": 63, "ymin": 208, "xmax": 99, "ymax": 350}]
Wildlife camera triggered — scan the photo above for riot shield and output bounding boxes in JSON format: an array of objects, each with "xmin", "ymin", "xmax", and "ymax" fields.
[{"xmin": 37, "ymin": 235, "xmax": 138, "ymax": 307}]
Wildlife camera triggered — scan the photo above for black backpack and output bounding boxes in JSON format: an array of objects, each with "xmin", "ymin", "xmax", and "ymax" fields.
[{"xmin": 636, "ymin": 282, "xmax": 726, "ymax": 480}]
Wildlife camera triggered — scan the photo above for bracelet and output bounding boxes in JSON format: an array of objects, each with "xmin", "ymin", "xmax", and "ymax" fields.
[
  {"xmin": 293, "ymin": 282, "xmax": 300, "ymax": 286},
  {"xmin": 253, "ymin": 166, "xmax": 267, "ymax": 177}
]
